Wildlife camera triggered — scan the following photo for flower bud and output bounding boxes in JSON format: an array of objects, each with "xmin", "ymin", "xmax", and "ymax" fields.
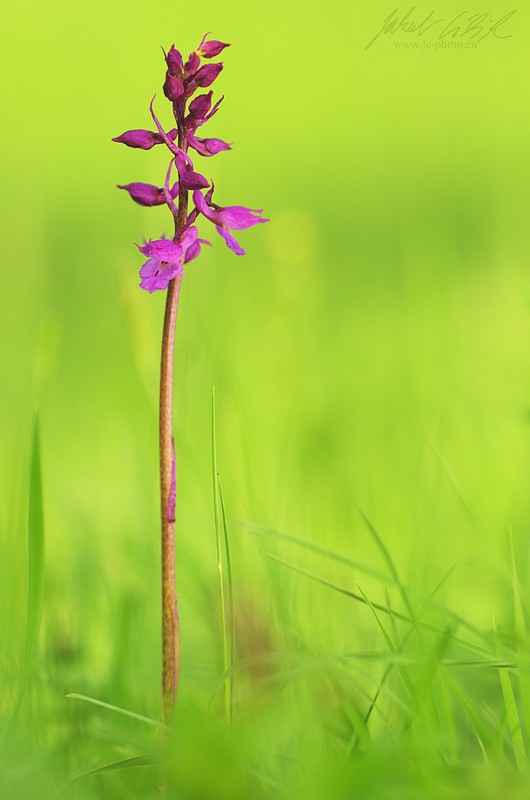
[
  {"xmin": 193, "ymin": 62, "xmax": 223, "ymax": 88},
  {"xmin": 175, "ymin": 153, "xmax": 209, "ymax": 190},
  {"xmin": 112, "ymin": 129, "xmax": 159, "ymax": 150},
  {"xmin": 197, "ymin": 36, "xmax": 230, "ymax": 58},
  {"xmin": 163, "ymin": 72, "xmax": 184, "ymax": 102},
  {"xmin": 188, "ymin": 133, "xmax": 231, "ymax": 157},
  {"xmin": 165, "ymin": 45, "xmax": 183, "ymax": 75},
  {"xmin": 112, "ymin": 128, "xmax": 178, "ymax": 149},
  {"xmin": 184, "ymin": 51, "xmax": 200, "ymax": 79},
  {"xmin": 117, "ymin": 181, "xmax": 179, "ymax": 206},
  {"xmin": 188, "ymin": 91, "xmax": 213, "ymax": 120}
]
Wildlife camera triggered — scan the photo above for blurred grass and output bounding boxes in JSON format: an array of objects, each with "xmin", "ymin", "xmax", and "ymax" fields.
[{"xmin": 1, "ymin": 0, "xmax": 530, "ymax": 797}]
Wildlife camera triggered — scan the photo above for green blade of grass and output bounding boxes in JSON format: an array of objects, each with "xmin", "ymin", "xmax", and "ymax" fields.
[
  {"xmin": 356, "ymin": 508, "xmax": 415, "ymax": 622},
  {"xmin": 498, "ymin": 669, "xmax": 526, "ymax": 771},
  {"xmin": 3, "ymin": 417, "xmax": 46, "ymax": 747},
  {"xmin": 364, "ymin": 558, "xmax": 464, "ymax": 728},
  {"xmin": 217, "ymin": 473, "xmax": 234, "ymax": 724},
  {"xmin": 23, "ymin": 414, "xmax": 45, "ymax": 677},
  {"xmin": 493, "ymin": 613, "xmax": 526, "ymax": 771},
  {"xmin": 508, "ymin": 527, "xmax": 526, "ymax": 642},
  {"xmin": 445, "ymin": 675, "xmax": 499, "ymax": 762},
  {"xmin": 241, "ymin": 521, "xmax": 392, "ymax": 584},
  {"xmin": 261, "ymin": 550, "xmax": 493, "ymax": 660},
  {"xmin": 212, "ymin": 385, "xmax": 231, "ymax": 727},
  {"xmin": 356, "ymin": 584, "xmax": 416, "ymax": 702},
  {"xmin": 507, "ymin": 526, "xmax": 530, "ymax": 753},
  {"xmin": 71, "ymin": 754, "xmax": 155, "ymax": 780},
  {"xmin": 65, "ymin": 693, "xmax": 170, "ymax": 730}
]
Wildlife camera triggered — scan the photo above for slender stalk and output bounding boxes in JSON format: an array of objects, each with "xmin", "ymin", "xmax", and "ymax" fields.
[{"xmin": 159, "ymin": 119, "xmax": 188, "ymax": 725}]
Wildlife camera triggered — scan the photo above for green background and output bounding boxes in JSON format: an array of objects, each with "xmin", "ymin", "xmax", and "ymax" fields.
[{"xmin": 1, "ymin": 1, "xmax": 529, "ymax": 797}]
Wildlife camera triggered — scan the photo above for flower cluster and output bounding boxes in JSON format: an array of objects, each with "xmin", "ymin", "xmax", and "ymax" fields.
[{"xmin": 113, "ymin": 35, "xmax": 269, "ymax": 293}]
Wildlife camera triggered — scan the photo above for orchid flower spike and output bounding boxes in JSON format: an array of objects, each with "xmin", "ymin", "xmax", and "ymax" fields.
[{"xmin": 113, "ymin": 34, "xmax": 268, "ymax": 292}]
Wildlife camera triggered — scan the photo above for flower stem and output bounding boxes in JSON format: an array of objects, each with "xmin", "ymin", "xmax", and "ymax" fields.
[
  {"xmin": 159, "ymin": 274, "xmax": 181, "ymax": 725},
  {"xmin": 159, "ymin": 119, "xmax": 188, "ymax": 725}
]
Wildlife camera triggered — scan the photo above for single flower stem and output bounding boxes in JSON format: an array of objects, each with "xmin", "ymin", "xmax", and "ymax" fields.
[
  {"xmin": 159, "ymin": 274, "xmax": 181, "ymax": 725},
  {"xmin": 159, "ymin": 117, "xmax": 188, "ymax": 725}
]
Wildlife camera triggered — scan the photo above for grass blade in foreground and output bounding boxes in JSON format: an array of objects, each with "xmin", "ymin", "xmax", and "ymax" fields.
[
  {"xmin": 66, "ymin": 693, "xmax": 170, "ymax": 730},
  {"xmin": 493, "ymin": 614, "xmax": 526, "ymax": 771},
  {"xmin": 212, "ymin": 386, "xmax": 233, "ymax": 727},
  {"xmin": 3, "ymin": 417, "xmax": 46, "ymax": 745},
  {"xmin": 23, "ymin": 416, "xmax": 45, "ymax": 678}
]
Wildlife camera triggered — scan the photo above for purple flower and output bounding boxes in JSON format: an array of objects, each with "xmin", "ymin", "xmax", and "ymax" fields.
[
  {"xmin": 163, "ymin": 72, "xmax": 184, "ymax": 102},
  {"xmin": 196, "ymin": 35, "xmax": 230, "ymax": 58},
  {"xmin": 188, "ymin": 133, "xmax": 231, "ymax": 157},
  {"xmin": 183, "ymin": 51, "xmax": 201, "ymax": 79},
  {"xmin": 175, "ymin": 153, "xmax": 209, "ymax": 190},
  {"xmin": 137, "ymin": 227, "xmax": 198, "ymax": 292},
  {"xmin": 193, "ymin": 186, "xmax": 269, "ymax": 255},
  {"xmin": 116, "ymin": 35, "xmax": 269, "ymax": 292},
  {"xmin": 165, "ymin": 45, "xmax": 183, "ymax": 75},
  {"xmin": 118, "ymin": 181, "xmax": 179, "ymax": 207},
  {"xmin": 112, "ymin": 128, "xmax": 177, "ymax": 150},
  {"xmin": 185, "ymin": 93, "xmax": 223, "ymax": 133},
  {"xmin": 190, "ymin": 63, "xmax": 223, "ymax": 90},
  {"xmin": 184, "ymin": 237, "xmax": 211, "ymax": 263},
  {"xmin": 188, "ymin": 91, "xmax": 213, "ymax": 119}
]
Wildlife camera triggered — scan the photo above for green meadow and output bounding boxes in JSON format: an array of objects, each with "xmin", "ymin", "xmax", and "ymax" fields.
[{"xmin": 1, "ymin": 1, "xmax": 530, "ymax": 797}]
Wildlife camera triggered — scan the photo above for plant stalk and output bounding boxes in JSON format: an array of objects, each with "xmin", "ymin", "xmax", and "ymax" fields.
[{"xmin": 159, "ymin": 118, "xmax": 188, "ymax": 725}]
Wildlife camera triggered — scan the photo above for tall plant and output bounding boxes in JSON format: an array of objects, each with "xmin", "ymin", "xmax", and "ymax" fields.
[{"xmin": 113, "ymin": 35, "xmax": 268, "ymax": 723}]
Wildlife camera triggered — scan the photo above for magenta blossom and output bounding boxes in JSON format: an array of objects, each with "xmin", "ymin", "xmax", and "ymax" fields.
[
  {"xmin": 118, "ymin": 181, "xmax": 179, "ymax": 207},
  {"xmin": 196, "ymin": 34, "xmax": 230, "ymax": 58},
  {"xmin": 138, "ymin": 227, "xmax": 198, "ymax": 292},
  {"xmin": 188, "ymin": 133, "xmax": 230, "ymax": 157},
  {"xmin": 114, "ymin": 34, "xmax": 268, "ymax": 292},
  {"xmin": 112, "ymin": 128, "xmax": 177, "ymax": 150},
  {"xmin": 193, "ymin": 186, "xmax": 269, "ymax": 255},
  {"xmin": 174, "ymin": 153, "xmax": 209, "ymax": 190}
]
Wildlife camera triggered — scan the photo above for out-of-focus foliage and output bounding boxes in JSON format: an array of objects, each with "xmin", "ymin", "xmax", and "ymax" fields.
[{"xmin": 1, "ymin": 1, "xmax": 529, "ymax": 797}]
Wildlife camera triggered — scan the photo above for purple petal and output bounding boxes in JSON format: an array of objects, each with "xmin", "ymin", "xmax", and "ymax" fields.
[
  {"xmin": 184, "ymin": 237, "xmax": 212, "ymax": 263},
  {"xmin": 179, "ymin": 225, "xmax": 199, "ymax": 251},
  {"xmin": 197, "ymin": 36, "xmax": 230, "ymax": 58},
  {"xmin": 204, "ymin": 96, "xmax": 224, "ymax": 122},
  {"xmin": 165, "ymin": 45, "xmax": 183, "ymax": 75},
  {"xmin": 184, "ymin": 51, "xmax": 200, "ymax": 79},
  {"xmin": 139, "ymin": 257, "xmax": 160, "ymax": 279},
  {"xmin": 149, "ymin": 96, "xmax": 179, "ymax": 155},
  {"xmin": 193, "ymin": 62, "xmax": 223, "ymax": 88},
  {"xmin": 215, "ymin": 225, "xmax": 245, "ymax": 255},
  {"xmin": 139, "ymin": 258, "xmax": 182, "ymax": 293},
  {"xmin": 137, "ymin": 238, "xmax": 183, "ymax": 261},
  {"xmin": 163, "ymin": 72, "xmax": 184, "ymax": 101},
  {"xmin": 188, "ymin": 134, "xmax": 231, "ymax": 157},
  {"xmin": 179, "ymin": 170, "xmax": 209, "ymax": 190},
  {"xmin": 112, "ymin": 129, "xmax": 158, "ymax": 150},
  {"xmin": 117, "ymin": 182, "xmax": 165, "ymax": 207},
  {"xmin": 188, "ymin": 91, "xmax": 213, "ymax": 119},
  {"xmin": 216, "ymin": 205, "xmax": 269, "ymax": 230},
  {"xmin": 193, "ymin": 189, "xmax": 217, "ymax": 224},
  {"xmin": 193, "ymin": 190, "xmax": 269, "ymax": 230}
]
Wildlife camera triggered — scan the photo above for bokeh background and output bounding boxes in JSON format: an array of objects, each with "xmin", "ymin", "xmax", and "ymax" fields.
[{"xmin": 1, "ymin": 0, "xmax": 529, "ymax": 797}]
